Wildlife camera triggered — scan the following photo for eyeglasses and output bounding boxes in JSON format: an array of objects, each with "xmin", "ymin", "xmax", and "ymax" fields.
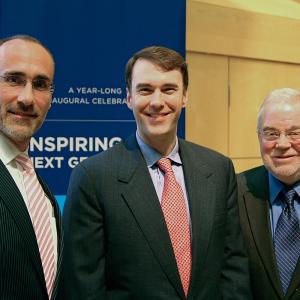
[
  {"xmin": 0, "ymin": 74, "xmax": 54, "ymax": 93},
  {"xmin": 259, "ymin": 129, "xmax": 300, "ymax": 142}
]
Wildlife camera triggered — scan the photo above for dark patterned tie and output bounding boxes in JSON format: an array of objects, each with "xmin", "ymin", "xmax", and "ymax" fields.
[{"xmin": 274, "ymin": 188, "xmax": 300, "ymax": 294}]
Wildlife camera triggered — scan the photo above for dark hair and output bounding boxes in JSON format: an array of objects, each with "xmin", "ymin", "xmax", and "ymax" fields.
[
  {"xmin": 0, "ymin": 34, "xmax": 54, "ymax": 61},
  {"xmin": 125, "ymin": 46, "xmax": 188, "ymax": 92}
]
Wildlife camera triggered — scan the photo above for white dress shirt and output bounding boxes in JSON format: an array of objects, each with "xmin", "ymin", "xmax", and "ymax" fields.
[{"xmin": 0, "ymin": 133, "xmax": 58, "ymax": 265}]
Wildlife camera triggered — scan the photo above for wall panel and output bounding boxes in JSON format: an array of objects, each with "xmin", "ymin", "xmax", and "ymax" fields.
[{"xmin": 186, "ymin": 53, "xmax": 229, "ymax": 154}]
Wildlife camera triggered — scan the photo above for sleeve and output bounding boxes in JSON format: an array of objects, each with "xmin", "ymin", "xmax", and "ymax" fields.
[
  {"xmin": 61, "ymin": 163, "xmax": 106, "ymax": 300},
  {"xmin": 221, "ymin": 159, "xmax": 253, "ymax": 300}
]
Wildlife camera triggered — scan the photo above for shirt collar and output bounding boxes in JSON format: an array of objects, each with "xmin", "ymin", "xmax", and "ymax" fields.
[
  {"xmin": 135, "ymin": 131, "xmax": 182, "ymax": 167},
  {"xmin": 268, "ymin": 171, "xmax": 300, "ymax": 204},
  {"xmin": 0, "ymin": 132, "xmax": 28, "ymax": 165}
]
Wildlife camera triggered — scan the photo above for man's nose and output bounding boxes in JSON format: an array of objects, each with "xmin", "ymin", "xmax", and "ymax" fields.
[
  {"xmin": 150, "ymin": 90, "xmax": 164, "ymax": 108},
  {"xmin": 276, "ymin": 134, "xmax": 291, "ymax": 148},
  {"xmin": 17, "ymin": 82, "xmax": 34, "ymax": 106}
]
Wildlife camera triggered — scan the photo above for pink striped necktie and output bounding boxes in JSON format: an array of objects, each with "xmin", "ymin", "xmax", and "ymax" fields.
[
  {"xmin": 157, "ymin": 158, "xmax": 192, "ymax": 297},
  {"xmin": 15, "ymin": 154, "xmax": 55, "ymax": 298}
]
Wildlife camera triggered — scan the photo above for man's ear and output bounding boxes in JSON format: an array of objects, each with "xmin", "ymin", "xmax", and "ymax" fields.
[
  {"xmin": 126, "ymin": 88, "xmax": 133, "ymax": 110},
  {"xmin": 182, "ymin": 90, "xmax": 188, "ymax": 108}
]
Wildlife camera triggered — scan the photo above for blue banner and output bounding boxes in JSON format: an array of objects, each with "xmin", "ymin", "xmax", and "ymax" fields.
[{"xmin": 0, "ymin": 0, "xmax": 186, "ymax": 210}]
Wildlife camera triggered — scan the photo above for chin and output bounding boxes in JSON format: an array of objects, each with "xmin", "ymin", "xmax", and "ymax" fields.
[
  {"xmin": 271, "ymin": 166, "xmax": 300, "ymax": 182},
  {"xmin": 4, "ymin": 127, "xmax": 33, "ymax": 143},
  {"xmin": 154, "ymin": 123, "xmax": 175, "ymax": 134}
]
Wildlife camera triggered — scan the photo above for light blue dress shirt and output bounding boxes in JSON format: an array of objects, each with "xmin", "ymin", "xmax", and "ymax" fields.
[
  {"xmin": 135, "ymin": 132, "xmax": 191, "ymax": 223},
  {"xmin": 268, "ymin": 172, "xmax": 300, "ymax": 238}
]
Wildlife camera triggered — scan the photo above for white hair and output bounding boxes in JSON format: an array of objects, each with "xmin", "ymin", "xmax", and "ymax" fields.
[{"xmin": 257, "ymin": 88, "xmax": 300, "ymax": 131}]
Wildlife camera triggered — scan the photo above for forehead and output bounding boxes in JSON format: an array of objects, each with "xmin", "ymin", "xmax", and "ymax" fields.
[
  {"xmin": 262, "ymin": 101, "xmax": 300, "ymax": 127},
  {"xmin": 131, "ymin": 59, "xmax": 183, "ymax": 87},
  {"xmin": 0, "ymin": 39, "xmax": 54, "ymax": 79}
]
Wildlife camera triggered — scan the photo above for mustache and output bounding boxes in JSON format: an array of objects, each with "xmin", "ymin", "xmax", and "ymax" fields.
[{"xmin": 7, "ymin": 103, "xmax": 39, "ymax": 117}]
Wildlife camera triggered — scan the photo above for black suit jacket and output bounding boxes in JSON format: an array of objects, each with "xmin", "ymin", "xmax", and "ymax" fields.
[
  {"xmin": 238, "ymin": 166, "xmax": 300, "ymax": 299},
  {"xmin": 0, "ymin": 159, "xmax": 63, "ymax": 300},
  {"xmin": 62, "ymin": 135, "xmax": 251, "ymax": 300}
]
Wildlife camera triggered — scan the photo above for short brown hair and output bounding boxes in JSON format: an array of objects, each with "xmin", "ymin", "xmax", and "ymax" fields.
[{"xmin": 125, "ymin": 46, "xmax": 188, "ymax": 92}]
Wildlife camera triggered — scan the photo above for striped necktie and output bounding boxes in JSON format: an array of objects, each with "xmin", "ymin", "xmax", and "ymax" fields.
[
  {"xmin": 15, "ymin": 154, "xmax": 56, "ymax": 298},
  {"xmin": 274, "ymin": 188, "xmax": 300, "ymax": 294},
  {"xmin": 157, "ymin": 158, "xmax": 191, "ymax": 297}
]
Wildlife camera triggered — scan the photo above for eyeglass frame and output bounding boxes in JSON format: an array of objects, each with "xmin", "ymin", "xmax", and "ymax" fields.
[
  {"xmin": 258, "ymin": 128, "xmax": 300, "ymax": 142},
  {"xmin": 0, "ymin": 73, "xmax": 55, "ymax": 93}
]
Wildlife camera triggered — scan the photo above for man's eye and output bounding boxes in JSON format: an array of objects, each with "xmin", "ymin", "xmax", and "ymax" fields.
[
  {"xmin": 288, "ymin": 132, "xmax": 300, "ymax": 138},
  {"xmin": 6, "ymin": 75, "xmax": 24, "ymax": 85},
  {"xmin": 289, "ymin": 132, "xmax": 297, "ymax": 136},
  {"xmin": 163, "ymin": 88, "xmax": 176, "ymax": 94},
  {"xmin": 268, "ymin": 132, "xmax": 278, "ymax": 136},
  {"xmin": 264, "ymin": 131, "xmax": 279, "ymax": 137},
  {"xmin": 33, "ymin": 79, "xmax": 49, "ymax": 90},
  {"xmin": 139, "ymin": 88, "xmax": 152, "ymax": 94}
]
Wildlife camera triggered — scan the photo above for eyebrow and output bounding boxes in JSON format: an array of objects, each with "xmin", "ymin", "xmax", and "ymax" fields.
[
  {"xmin": 35, "ymin": 75, "xmax": 52, "ymax": 82},
  {"xmin": 161, "ymin": 83, "xmax": 179, "ymax": 89},
  {"xmin": 3, "ymin": 71, "xmax": 25, "ymax": 76},
  {"xmin": 3, "ymin": 71, "xmax": 51, "ymax": 82},
  {"xmin": 262, "ymin": 126, "xmax": 300, "ymax": 131},
  {"xmin": 286, "ymin": 126, "xmax": 300, "ymax": 131},
  {"xmin": 135, "ymin": 83, "xmax": 179, "ymax": 89},
  {"xmin": 136, "ymin": 83, "xmax": 153, "ymax": 90}
]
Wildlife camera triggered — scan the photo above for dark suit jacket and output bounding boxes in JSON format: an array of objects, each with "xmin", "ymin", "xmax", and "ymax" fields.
[
  {"xmin": 0, "ymin": 159, "xmax": 63, "ymax": 300},
  {"xmin": 238, "ymin": 166, "xmax": 300, "ymax": 300},
  {"xmin": 62, "ymin": 135, "xmax": 251, "ymax": 300}
]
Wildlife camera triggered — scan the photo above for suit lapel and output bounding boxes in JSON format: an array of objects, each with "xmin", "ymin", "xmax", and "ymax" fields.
[
  {"xmin": 118, "ymin": 136, "xmax": 185, "ymax": 299},
  {"xmin": 242, "ymin": 167, "xmax": 283, "ymax": 297},
  {"xmin": 286, "ymin": 256, "xmax": 300, "ymax": 298},
  {"xmin": 178, "ymin": 140, "xmax": 216, "ymax": 294},
  {"xmin": 0, "ymin": 160, "xmax": 45, "ymax": 287}
]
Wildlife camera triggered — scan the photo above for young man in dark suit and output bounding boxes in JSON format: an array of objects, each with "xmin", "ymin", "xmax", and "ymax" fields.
[
  {"xmin": 0, "ymin": 35, "xmax": 63, "ymax": 300},
  {"xmin": 63, "ymin": 46, "xmax": 251, "ymax": 299},
  {"xmin": 238, "ymin": 88, "xmax": 300, "ymax": 299}
]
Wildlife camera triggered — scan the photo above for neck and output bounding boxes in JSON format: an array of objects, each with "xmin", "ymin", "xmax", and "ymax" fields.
[
  {"xmin": 11, "ymin": 139, "xmax": 29, "ymax": 152},
  {"xmin": 144, "ymin": 135, "xmax": 176, "ymax": 156}
]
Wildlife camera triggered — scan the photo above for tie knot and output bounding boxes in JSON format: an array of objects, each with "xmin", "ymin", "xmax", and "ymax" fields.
[
  {"xmin": 283, "ymin": 188, "xmax": 297, "ymax": 206},
  {"xmin": 15, "ymin": 154, "xmax": 33, "ymax": 171},
  {"xmin": 157, "ymin": 158, "xmax": 173, "ymax": 174}
]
